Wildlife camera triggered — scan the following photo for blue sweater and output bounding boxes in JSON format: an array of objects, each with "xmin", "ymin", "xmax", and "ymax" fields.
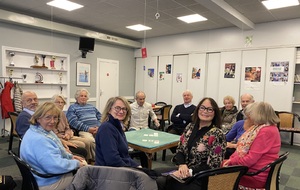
[
  {"xmin": 20, "ymin": 125, "xmax": 79, "ymax": 187},
  {"xmin": 226, "ymin": 120, "xmax": 245, "ymax": 142},
  {"xmin": 16, "ymin": 110, "xmax": 32, "ymax": 138},
  {"xmin": 66, "ymin": 103, "xmax": 101, "ymax": 131},
  {"xmin": 95, "ymin": 115, "xmax": 139, "ymax": 167}
]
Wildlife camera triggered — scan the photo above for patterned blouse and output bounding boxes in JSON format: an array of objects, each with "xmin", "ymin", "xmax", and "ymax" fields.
[{"xmin": 176, "ymin": 122, "xmax": 226, "ymax": 174}]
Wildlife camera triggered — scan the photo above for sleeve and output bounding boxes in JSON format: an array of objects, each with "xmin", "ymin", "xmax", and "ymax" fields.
[
  {"xmin": 66, "ymin": 105, "xmax": 89, "ymax": 132},
  {"xmin": 16, "ymin": 114, "xmax": 30, "ymax": 138},
  {"xmin": 96, "ymin": 108, "xmax": 102, "ymax": 122},
  {"xmin": 190, "ymin": 129, "xmax": 226, "ymax": 173},
  {"xmin": 96, "ymin": 125, "xmax": 128, "ymax": 167},
  {"xmin": 226, "ymin": 122, "xmax": 238, "ymax": 142},
  {"xmin": 171, "ymin": 106, "xmax": 183, "ymax": 124},
  {"xmin": 149, "ymin": 106, "xmax": 157, "ymax": 121},
  {"xmin": 174, "ymin": 124, "xmax": 192, "ymax": 164},
  {"xmin": 33, "ymin": 138, "xmax": 79, "ymax": 174},
  {"xmin": 228, "ymin": 128, "xmax": 276, "ymax": 168}
]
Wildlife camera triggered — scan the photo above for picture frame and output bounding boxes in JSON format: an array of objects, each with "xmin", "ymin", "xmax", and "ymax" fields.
[{"xmin": 76, "ymin": 62, "xmax": 91, "ymax": 86}]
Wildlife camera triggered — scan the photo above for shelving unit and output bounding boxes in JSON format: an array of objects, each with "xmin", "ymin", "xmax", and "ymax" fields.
[{"xmin": 1, "ymin": 46, "xmax": 70, "ymax": 136}]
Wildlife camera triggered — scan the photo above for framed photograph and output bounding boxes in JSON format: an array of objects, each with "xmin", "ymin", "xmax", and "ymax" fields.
[{"xmin": 76, "ymin": 62, "xmax": 91, "ymax": 86}]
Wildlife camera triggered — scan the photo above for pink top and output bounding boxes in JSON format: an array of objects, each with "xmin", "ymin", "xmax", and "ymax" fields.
[{"xmin": 228, "ymin": 125, "xmax": 281, "ymax": 184}]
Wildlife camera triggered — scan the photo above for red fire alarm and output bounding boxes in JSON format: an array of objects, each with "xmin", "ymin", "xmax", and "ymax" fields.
[{"xmin": 141, "ymin": 48, "xmax": 147, "ymax": 58}]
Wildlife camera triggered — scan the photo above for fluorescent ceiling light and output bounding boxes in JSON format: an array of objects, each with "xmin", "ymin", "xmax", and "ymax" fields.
[
  {"xmin": 262, "ymin": 0, "xmax": 299, "ymax": 10},
  {"xmin": 126, "ymin": 24, "xmax": 152, "ymax": 31},
  {"xmin": 47, "ymin": 0, "xmax": 83, "ymax": 11},
  {"xmin": 177, "ymin": 14, "xmax": 207, "ymax": 23}
]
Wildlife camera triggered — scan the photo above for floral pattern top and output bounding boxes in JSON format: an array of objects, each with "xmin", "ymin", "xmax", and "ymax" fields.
[{"xmin": 176, "ymin": 123, "xmax": 226, "ymax": 174}]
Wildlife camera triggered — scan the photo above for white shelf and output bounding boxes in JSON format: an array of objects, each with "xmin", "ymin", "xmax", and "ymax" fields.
[
  {"xmin": 18, "ymin": 83, "xmax": 68, "ymax": 85},
  {"xmin": 6, "ymin": 66, "xmax": 67, "ymax": 72}
]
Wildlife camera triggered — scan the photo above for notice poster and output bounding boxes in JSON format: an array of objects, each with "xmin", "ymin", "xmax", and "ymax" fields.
[
  {"xmin": 270, "ymin": 61, "xmax": 289, "ymax": 83},
  {"xmin": 244, "ymin": 66, "xmax": 261, "ymax": 90},
  {"xmin": 192, "ymin": 67, "xmax": 201, "ymax": 79},
  {"xmin": 224, "ymin": 63, "xmax": 235, "ymax": 78}
]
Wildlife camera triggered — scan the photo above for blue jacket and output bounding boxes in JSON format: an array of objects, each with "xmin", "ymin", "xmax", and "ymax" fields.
[
  {"xmin": 95, "ymin": 115, "xmax": 139, "ymax": 167},
  {"xmin": 20, "ymin": 125, "xmax": 79, "ymax": 187},
  {"xmin": 226, "ymin": 120, "xmax": 245, "ymax": 142},
  {"xmin": 16, "ymin": 110, "xmax": 31, "ymax": 138}
]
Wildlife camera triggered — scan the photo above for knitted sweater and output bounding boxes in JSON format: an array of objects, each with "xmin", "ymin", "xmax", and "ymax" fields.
[{"xmin": 66, "ymin": 103, "xmax": 101, "ymax": 132}]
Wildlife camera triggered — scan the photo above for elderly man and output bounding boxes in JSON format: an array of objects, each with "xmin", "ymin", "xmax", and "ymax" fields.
[
  {"xmin": 236, "ymin": 93, "xmax": 254, "ymax": 121},
  {"xmin": 167, "ymin": 90, "xmax": 196, "ymax": 136},
  {"xmin": 129, "ymin": 91, "xmax": 160, "ymax": 130},
  {"xmin": 16, "ymin": 91, "xmax": 39, "ymax": 138},
  {"xmin": 66, "ymin": 89, "xmax": 101, "ymax": 161}
]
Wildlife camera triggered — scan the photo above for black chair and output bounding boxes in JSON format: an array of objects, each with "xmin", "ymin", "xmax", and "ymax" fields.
[
  {"xmin": 185, "ymin": 165, "xmax": 248, "ymax": 190},
  {"xmin": 241, "ymin": 152, "xmax": 289, "ymax": 190},
  {"xmin": 154, "ymin": 101, "xmax": 167, "ymax": 116},
  {"xmin": 9, "ymin": 150, "xmax": 75, "ymax": 190},
  {"xmin": 8, "ymin": 112, "xmax": 21, "ymax": 155}
]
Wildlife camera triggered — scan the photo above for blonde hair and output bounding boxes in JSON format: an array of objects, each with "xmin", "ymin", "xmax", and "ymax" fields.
[
  {"xmin": 51, "ymin": 94, "xmax": 66, "ymax": 105},
  {"xmin": 223, "ymin": 95, "xmax": 235, "ymax": 105},
  {"xmin": 246, "ymin": 102, "xmax": 279, "ymax": 125},
  {"xmin": 30, "ymin": 102, "xmax": 61, "ymax": 125},
  {"xmin": 101, "ymin": 96, "xmax": 131, "ymax": 126}
]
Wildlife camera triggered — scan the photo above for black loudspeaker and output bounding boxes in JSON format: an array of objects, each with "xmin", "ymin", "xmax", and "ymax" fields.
[{"xmin": 79, "ymin": 37, "xmax": 95, "ymax": 58}]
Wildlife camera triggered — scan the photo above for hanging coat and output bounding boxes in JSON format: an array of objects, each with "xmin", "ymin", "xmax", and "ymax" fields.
[
  {"xmin": 13, "ymin": 82, "xmax": 23, "ymax": 112},
  {"xmin": 0, "ymin": 81, "xmax": 15, "ymax": 119}
]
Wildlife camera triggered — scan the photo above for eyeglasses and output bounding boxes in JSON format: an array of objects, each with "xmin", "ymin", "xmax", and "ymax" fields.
[
  {"xmin": 42, "ymin": 115, "xmax": 59, "ymax": 122},
  {"xmin": 25, "ymin": 98, "xmax": 38, "ymax": 103},
  {"xmin": 199, "ymin": 105, "xmax": 214, "ymax": 113},
  {"xmin": 113, "ymin": 106, "xmax": 127, "ymax": 112}
]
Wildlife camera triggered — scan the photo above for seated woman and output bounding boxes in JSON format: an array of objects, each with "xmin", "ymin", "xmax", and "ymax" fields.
[
  {"xmin": 52, "ymin": 94, "xmax": 95, "ymax": 162},
  {"xmin": 20, "ymin": 102, "xmax": 86, "ymax": 190},
  {"xmin": 222, "ymin": 102, "xmax": 281, "ymax": 189},
  {"xmin": 95, "ymin": 96, "xmax": 146, "ymax": 167},
  {"xmin": 156, "ymin": 97, "xmax": 226, "ymax": 190},
  {"xmin": 220, "ymin": 95, "xmax": 238, "ymax": 134}
]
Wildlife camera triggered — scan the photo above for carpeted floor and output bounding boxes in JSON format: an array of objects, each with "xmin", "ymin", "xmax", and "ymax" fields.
[{"xmin": 1, "ymin": 135, "xmax": 300, "ymax": 190}]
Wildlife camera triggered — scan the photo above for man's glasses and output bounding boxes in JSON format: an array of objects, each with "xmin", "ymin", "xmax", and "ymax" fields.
[
  {"xmin": 199, "ymin": 105, "xmax": 214, "ymax": 113},
  {"xmin": 113, "ymin": 106, "xmax": 127, "ymax": 112},
  {"xmin": 26, "ymin": 98, "xmax": 38, "ymax": 103},
  {"xmin": 42, "ymin": 115, "xmax": 59, "ymax": 122}
]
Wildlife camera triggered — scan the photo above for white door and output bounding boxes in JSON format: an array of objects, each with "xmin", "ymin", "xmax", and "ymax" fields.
[{"xmin": 97, "ymin": 58, "xmax": 119, "ymax": 113}]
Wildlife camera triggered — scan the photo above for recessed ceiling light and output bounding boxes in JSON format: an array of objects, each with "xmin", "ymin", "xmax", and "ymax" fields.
[
  {"xmin": 177, "ymin": 14, "xmax": 207, "ymax": 23},
  {"xmin": 262, "ymin": 0, "xmax": 299, "ymax": 10},
  {"xmin": 126, "ymin": 24, "xmax": 152, "ymax": 31},
  {"xmin": 47, "ymin": 0, "xmax": 84, "ymax": 11}
]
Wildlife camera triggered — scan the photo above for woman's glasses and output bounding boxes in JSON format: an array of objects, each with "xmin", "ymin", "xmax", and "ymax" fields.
[
  {"xmin": 113, "ymin": 106, "xmax": 127, "ymax": 112},
  {"xmin": 199, "ymin": 105, "xmax": 214, "ymax": 113}
]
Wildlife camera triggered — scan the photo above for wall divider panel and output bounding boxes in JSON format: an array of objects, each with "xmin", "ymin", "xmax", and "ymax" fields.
[
  {"xmin": 143, "ymin": 56, "xmax": 158, "ymax": 104},
  {"xmin": 157, "ymin": 56, "xmax": 173, "ymax": 104},
  {"xmin": 240, "ymin": 49, "xmax": 267, "ymax": 102},
  {"xmin": 217, "ymin": 51, "xmax": 242, "ymax": 108},
  {"xmin": 187, "ymin": 53, "xmax": 206, "ymax": 104},
  {"xmin": 205, "ymin": 53, "xmax": 221, "ymax": 103}
]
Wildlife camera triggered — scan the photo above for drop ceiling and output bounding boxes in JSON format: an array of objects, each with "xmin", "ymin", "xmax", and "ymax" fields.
[{"xmin": 0, "ymin": 0, "xmax": 300, "ymax": 41}]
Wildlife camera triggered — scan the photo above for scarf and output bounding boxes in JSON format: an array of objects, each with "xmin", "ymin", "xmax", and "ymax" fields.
[
  {"xmin": 30, "ymin": 125, "xmax": 73, "ymax": 159},
  {"xmin": 236, "ymin": 124, "xmax": 266, "ymax": 157}
]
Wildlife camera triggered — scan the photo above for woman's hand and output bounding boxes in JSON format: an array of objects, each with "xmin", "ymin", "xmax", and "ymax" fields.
[
  {"xmin": 62, "ymin": 134, "xmax": 71, "ymax": 140},
  {"xmin": 226, "ymin": 142, "xmax": 237, "ymax": 148},
  {"xmin": 177, "ymin": 164, "xmax": 191, "ymax": 179},
  {"xmin": 222, "ymin": 159, "xmax": 231, "ymax": 167}
]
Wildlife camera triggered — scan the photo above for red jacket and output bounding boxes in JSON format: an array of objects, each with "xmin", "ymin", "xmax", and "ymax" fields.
[{"xmin": 0, "ymin": 81, "xmax": 15, "ymax": 119}]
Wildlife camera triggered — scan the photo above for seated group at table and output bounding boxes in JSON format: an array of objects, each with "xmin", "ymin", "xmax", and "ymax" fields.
[{"xmin": 16, "ymin": 88, "xmax": 281, "ymax": 190}]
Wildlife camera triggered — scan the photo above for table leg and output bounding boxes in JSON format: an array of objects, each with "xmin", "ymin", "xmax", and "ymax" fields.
[{"xmin": 146, "ymin": 153, "xmax": 153, "ymax": 169}]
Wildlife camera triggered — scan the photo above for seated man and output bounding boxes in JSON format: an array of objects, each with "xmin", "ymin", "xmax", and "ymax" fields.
[
  {"xmin": 167, "ymin": 90, "xmax": 196, "ymax": 136},
  {"xmin": 167, "ymin": 90, "xmax": 196, "ymax": 153},
  {"xmin": 129, "ymin": 91, "xmax": 160, "ymax": 130},
  {"xmin": 16, "ymin": 91, "xmax": 38, "ymax": 138},
  {"xmin": 66, "ymin": 88, "xmax": 101, "ymax": 161},
  {"xmin": 236, "ymin": 93, "xmax": 254, "ymax": 121}
]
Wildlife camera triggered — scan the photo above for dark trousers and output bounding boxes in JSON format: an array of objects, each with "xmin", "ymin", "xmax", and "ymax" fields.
[
  {"xmin": 224, "ymin": 148, "xmax": 236, "ymax": 159},
  {"xmin": 69, "ymin": 146, "xmax": 88, "ymax": 159},
  {"xmin": 129, "ymin": 150, "xmax": 148, "ymax": 168}
]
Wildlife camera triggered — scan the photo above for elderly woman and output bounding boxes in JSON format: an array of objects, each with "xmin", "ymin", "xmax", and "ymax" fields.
[
  {"xmin": 20, "ymin": 102, "xmax": 86, "ymax": 190},
  {"xmin": 223, "ymin": 102, "xmax": 281, "ymax": 189},
  {"xmin": 156, "ymin": 97, "xmax": 226, "ymax": 190},
  {"xmin": 220, "ymin": 95, "xmax": 238, "ymax": 134},
  {"xmin": 95, "ymin": 96, "xmax": 143, "ymax": 167},
  {"xmin": 52, "ymin": 94, "xmax": 94, "ymax": 162}
]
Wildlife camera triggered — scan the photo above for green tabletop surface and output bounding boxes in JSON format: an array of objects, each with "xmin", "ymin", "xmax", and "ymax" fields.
[{"xmin": 125, "ymin": 128, "xmax": 180, "ymax": 149}]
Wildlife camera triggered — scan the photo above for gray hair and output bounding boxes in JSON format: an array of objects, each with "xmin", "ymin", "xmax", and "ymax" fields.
[{"xmin": 75, "ymin": 88, "xmax": 90, "ymax": 100}]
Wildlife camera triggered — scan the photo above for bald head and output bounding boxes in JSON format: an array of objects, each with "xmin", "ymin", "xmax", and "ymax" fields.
[
  {"xmin": 135, "ymin": 91, "xmax": 146, "ymax": 106},
  {"xmin": 21, "ymin": 91, "xmax": 39, "ymax": 111},
  {"xmin": 240, "ymin": 93, "xmax": 254, "ymax": 109},
  {"xmin": 183, "ymin": 90, "xmax": 193, "ymax": 104}
]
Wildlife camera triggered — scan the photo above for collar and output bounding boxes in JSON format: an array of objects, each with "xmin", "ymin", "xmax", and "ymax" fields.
[
  {"xmin": 23, "ymin": 108, "xmax": 35, "ymax": 115},
  {"xmin": 184, "ymin": 103, "xmax": 192, "ymax": 108}
]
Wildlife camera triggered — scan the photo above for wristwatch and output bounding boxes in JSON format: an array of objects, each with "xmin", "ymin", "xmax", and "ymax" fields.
[{"xmin": 189, "ymin": 169, "xmax": 193, "ymax": 176}]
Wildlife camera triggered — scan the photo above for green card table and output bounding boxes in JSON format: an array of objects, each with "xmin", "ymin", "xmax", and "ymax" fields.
[{"xmin": 125, "ymin": 128, "xmax": 180, "ymax": 169}]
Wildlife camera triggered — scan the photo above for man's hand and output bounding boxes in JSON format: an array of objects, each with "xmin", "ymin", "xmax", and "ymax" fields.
[
  {"xmin": 88, "ymin": 127, "xmax": 98, "ymax": 135},
  {"xmin": 154, "ymin": 120, "xmax": 160, "ymax": 128}
]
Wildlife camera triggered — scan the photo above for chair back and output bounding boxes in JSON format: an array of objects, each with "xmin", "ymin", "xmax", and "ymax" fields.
[
  {"xmin": 276, "ymin": 111, "xmax": 297, "ymax": 129},
  {"xmin": 155, "ymin": 102, "xmax": 167, "ymax": 107},
  {"xmin": 265, "ymin": 152, "xmax": 289, "ymax": 190},
  {"xmin": 9, "ymin": 150, "xmax": 39, "ymax": 190},
  {"xmin": 245, "ymin": 152, "xmax": 289, "ymax": 190},
  {"xmin": 8, "ymin": 112, "xmax": 21, "ymax": 155},
  {"xmin": 188, "ymin": 165, "xmax": 248, "ymax": 190},
  {"xmin": 161, "ymin": 105, "xmax": 172, "ymax": 121}
]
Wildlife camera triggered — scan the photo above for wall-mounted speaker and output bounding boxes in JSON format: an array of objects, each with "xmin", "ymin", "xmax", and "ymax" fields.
[{"xmin": 79, "ymin": 37, "xmax": 95, "ymax": 58}]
